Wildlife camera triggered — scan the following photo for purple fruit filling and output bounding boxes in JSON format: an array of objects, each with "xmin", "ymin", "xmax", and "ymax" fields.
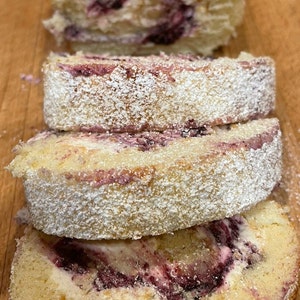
[
  {"xmin": 94, "ymin": 266, "xmax": 137, "ymax": 290},
  {"xmin": 119, "ymin": 126, "xmax": 211, "ymax": 150},
  {"xmin": 77, "ymin": 127, "xmax": 211, "ymax": 152},
  {"xmin": 53, "ymin": 239, "xmax": 89, "ymax": 275},
  {"xmin": 208, "ymin": 217, "xmax": 242, "ymax": 248},
  {"xmin": 58, "ymin": 62, "xmax": 116, "ymax": 77},
  {"xmin": 46, "ymin": 216, "xmax": 262, "ymax": 299},
  {"xmin": 87, "ymin": 0, "xmax": 127, "ymax": 17},
  {"xmin": 64, "ymin": 1, "xmax": 195, "ymax": 45},
  {"xmin": 144, "ymin": 3, "xmax": 195, "ymax": 45},
  {"xmin": 64, "ymin": 25, "xmax": 81, "ymax": 39}
]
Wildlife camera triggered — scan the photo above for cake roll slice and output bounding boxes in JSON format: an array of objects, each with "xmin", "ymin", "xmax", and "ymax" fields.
[
  {"xmin": 43, "ymin": 52, "xmax": 275, "ymax": 133},
  {"xmin": 9, "ymin": 200, "xmax": 299, "ymax": 300},
  {"xmin": 43, "ymin": 0, "xmax": 245, "ymax": 56},
  {"xmin": 7, "ymin": 118, "xmax": 282, "ymax": 240}
]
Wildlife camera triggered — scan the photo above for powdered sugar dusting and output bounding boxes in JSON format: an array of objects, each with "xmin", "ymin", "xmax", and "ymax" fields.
[
  {"xmin": 15, "ymin": 119, "xmax": 282, "ymax": 239},
  {"xmin": 43, "ymin": 52, "xmax": 275, "ymax": 133}
]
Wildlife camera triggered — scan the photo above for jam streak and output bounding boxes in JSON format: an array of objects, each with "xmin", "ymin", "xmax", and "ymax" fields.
[
  {"xmin": 87, "ymin": 0, "xmax": 127, "ymax": 17},
  {"xmin": 63, "ymin": 128, "xmax": 210, "ymax": 187},
  {"xmin": 53, "ymin": 239, "xmax": 89, "ymax": 275},
  {"xmin": 216, "ymin": 124, "xmax": 279, "ymax": 151},
  {"xmin": 58, "ymin": 62, "xmax": 116, "ymax": 77}
]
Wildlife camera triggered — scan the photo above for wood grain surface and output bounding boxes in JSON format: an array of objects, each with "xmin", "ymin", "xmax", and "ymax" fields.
[{"xmin": 0, "ymin": 1, "xmax": 299, "ymax": 299}]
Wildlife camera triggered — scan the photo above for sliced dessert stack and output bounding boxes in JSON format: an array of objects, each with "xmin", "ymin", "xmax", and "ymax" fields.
[
  {"xmin": 43, "ymin": 0, "xmax": 245, "ymax": 55},
  {"xmin": 8, "ymin": 52, "xmax": 299, "ymax": 299}
]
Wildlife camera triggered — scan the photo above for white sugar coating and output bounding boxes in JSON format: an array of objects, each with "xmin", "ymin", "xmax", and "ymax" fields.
[
  {"xmin": 7, "ymin": 118, "xmax": 282, "ymax": 240},
  {"xmin": 43, "ymin": 52, "xmax": 275, "ymax": 132},
  {"xmin": 44, "ymin": 0, "xmax": 245, "ymax": 56}
]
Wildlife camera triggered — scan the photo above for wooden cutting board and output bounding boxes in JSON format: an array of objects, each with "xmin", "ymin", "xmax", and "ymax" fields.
[{"xmin": 0, "ymin": 1, "xmax": 299, "ymax": 299}]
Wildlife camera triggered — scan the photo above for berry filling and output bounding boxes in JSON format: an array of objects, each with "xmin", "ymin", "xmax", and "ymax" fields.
[
  {"xmin": 64, "ymin": 25, "xmax": 81, "ymax": 40},
  {"xmin": 63, "ymin": 0, "xmax": 195, "ymax": 45},
  {"xmin": 43, "ymin": 216, "xmax": 262, "ymax": 299},
  {"xmin": 144, "ymin": 3, "xmax": 195, "ymax": 45},
  {"xmin": 87, "ymin": 0, "xmax": 127, "ymax": 17},
  {"xmin": 64, "ymin": 127, "xmax": 212, "ymax": 152}
]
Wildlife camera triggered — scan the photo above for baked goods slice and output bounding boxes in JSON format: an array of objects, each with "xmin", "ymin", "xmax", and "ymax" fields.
[
  {"xmin": 43, "ymin": 52, "xmax": 275, "ymax": 133},
  {"xmin": 43, "ymin": 0, "xmax": 245, "ymax": 56},
  {"xmin": 7, "ymin": 118, "xmax": 282, "ymax": 240},
  {"xmin": 9, "ymin": 200, "xmax": 299, "ymax": 300}
]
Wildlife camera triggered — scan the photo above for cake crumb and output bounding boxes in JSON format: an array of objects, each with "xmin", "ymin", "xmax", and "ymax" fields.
[{"xmin": 20, "ymin": 73, "xmax": 41, "ymax": 84}]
